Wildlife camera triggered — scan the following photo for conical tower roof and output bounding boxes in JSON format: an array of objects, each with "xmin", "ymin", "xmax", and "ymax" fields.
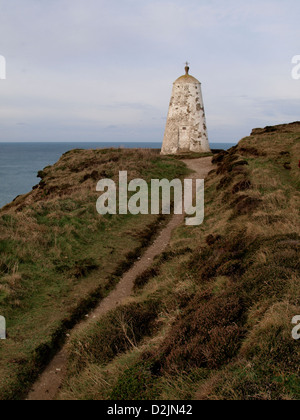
[{"xmin": 174, "ymin": 63, "xmax": 200, "ymax": 84}]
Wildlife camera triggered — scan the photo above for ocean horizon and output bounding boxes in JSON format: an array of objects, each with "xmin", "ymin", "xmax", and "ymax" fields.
[{"xmin": 0, "ymin": 142, "xmax": 236, "ymax": 208}]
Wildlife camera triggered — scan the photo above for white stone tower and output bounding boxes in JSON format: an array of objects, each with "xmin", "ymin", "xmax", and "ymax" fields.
[{"xmin": 161, "ymin": 63, "xmax": 211, "ymax": 155}]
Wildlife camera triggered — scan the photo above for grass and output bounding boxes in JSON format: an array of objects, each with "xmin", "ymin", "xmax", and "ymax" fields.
[
  {"xmin": 0, "ymin": 148, "xmax": 188, "ymax": 400},
  {"xmin": 169, "ymin": 152, "xmax": 213, "ymax": 160},
  {"xmin": 57, "ymin": 122, "xmax": 300, "ymax": 401}
]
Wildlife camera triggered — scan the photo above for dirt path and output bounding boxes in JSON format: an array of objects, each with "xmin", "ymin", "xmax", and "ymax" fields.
[{"xmin": 26, "ymin": 157, "xmax": 214, "ymax": 400}]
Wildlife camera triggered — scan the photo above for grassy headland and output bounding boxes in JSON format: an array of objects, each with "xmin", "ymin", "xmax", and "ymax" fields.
[
  {"xmin": 58, "ymin": 122, "xmax": 300, "ymax": 400},
  {"xmin": 0, "ymin": 148, "xmax": 188, "ymax": 400}
]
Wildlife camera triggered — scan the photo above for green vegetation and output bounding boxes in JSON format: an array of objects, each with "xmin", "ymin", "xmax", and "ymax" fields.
[
  {"xmin": 58, "ymin": 123, "xmax": 299, "ymax": 401},
  {"xmin": 168, "ymin": 151, "xmax": 213, "ymax": 160},
  {"xmin": 0, "ymin": 148, "xmax": 188, "ymax": 400}
]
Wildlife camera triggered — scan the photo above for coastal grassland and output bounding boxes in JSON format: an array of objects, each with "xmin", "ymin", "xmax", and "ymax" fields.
[
  {"xmin": 58, "ymin": 123, "xmax": 299, "ymax": 401},
  {"xmin": 0, "ymin": 148, "xmax": 188, "ymax": 400}
]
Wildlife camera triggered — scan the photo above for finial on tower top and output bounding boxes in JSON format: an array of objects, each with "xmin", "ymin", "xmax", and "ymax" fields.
[{"xmin": 185, "ymin": 62, "xmax": 190, "ymax": 75}]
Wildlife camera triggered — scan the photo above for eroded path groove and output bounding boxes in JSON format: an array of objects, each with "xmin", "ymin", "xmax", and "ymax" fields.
[{"xmin": 26, "ymin": 157, "xmax": 213, "ymax": 400}]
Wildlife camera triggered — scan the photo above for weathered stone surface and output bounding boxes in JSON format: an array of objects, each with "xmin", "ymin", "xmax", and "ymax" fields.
[{"xmin": 161, "ymin": 66, "xmax": 211, "ymax": 155}]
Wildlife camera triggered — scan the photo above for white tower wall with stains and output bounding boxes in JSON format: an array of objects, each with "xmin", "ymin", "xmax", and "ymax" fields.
[{"xmin": 161, "ymin": 65, "xmax": 211, "ymax": 155}]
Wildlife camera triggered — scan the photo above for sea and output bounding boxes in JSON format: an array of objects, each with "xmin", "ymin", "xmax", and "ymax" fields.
[{"xmin": 0, "ymin": 142, "xmax": 236, "ymax": 208}]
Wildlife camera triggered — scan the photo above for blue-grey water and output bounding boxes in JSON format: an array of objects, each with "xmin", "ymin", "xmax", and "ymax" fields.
[{"xmin": 0, "ymin": 142, "xmax": 235, "ymax": 208}]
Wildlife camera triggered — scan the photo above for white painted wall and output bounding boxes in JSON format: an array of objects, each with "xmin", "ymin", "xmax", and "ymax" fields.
[{"xmin": 161, "ymin": 74, "xmax": 211, "ymax": 155}]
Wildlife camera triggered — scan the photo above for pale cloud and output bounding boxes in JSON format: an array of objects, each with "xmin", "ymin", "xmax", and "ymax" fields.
[{"xmin": 0, "ymin": 0, "xmax": 299, "ymax": 143}]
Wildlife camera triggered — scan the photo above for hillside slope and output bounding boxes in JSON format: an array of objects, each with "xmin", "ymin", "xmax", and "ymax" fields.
[
  {"xmin": 0, "ymin": 148, "xmax": 188, "ymax": 400},
  {"xmin": 58, "ymin": 122, "xmax": 300, "ymax": 400}
]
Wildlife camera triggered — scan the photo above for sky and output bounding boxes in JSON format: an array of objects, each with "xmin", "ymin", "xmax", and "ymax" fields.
[{"xmin": 0, "ymin": 0, "xmax": 299, "ymax": 144}]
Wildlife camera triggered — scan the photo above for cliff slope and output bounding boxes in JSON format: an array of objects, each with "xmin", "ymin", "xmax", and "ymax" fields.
[{"xmin": 59, "ymin": 122, "xmax": 300, "ymax": 400}]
